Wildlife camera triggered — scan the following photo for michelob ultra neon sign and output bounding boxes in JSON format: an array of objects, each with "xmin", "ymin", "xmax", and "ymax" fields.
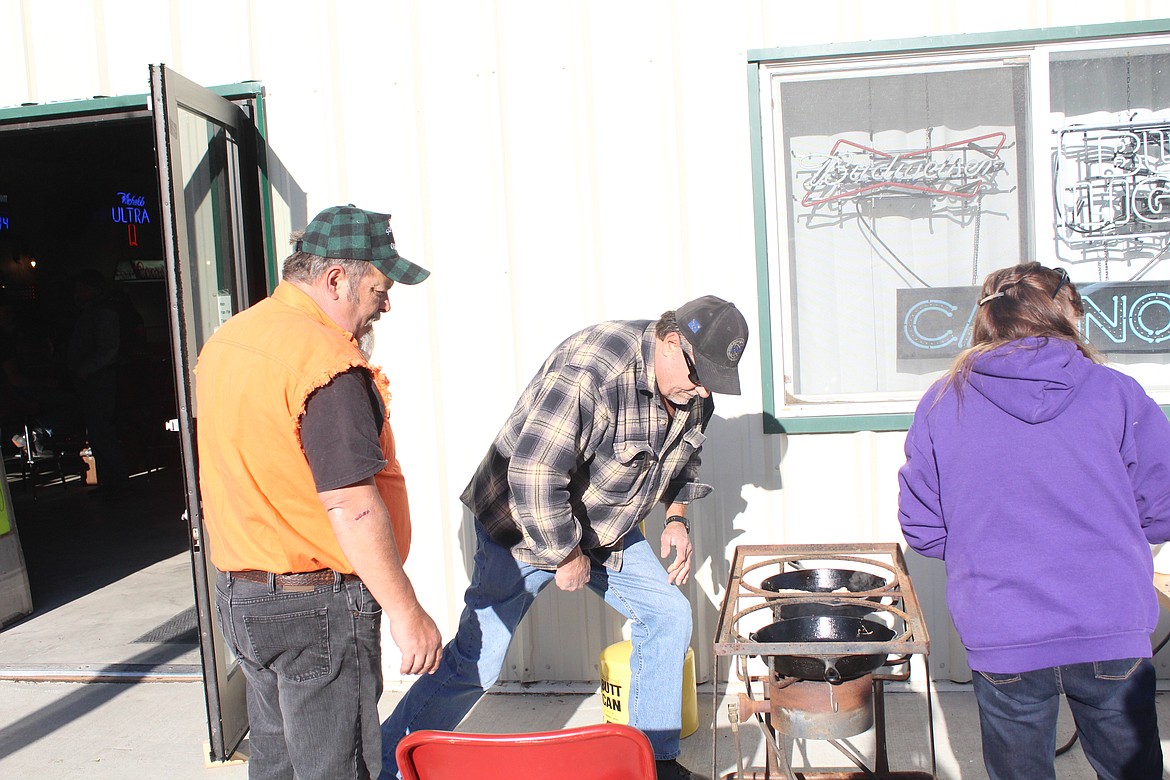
[{"xmin": 897, "ymin": 281, "xmax": 1170, "ymax": 359}]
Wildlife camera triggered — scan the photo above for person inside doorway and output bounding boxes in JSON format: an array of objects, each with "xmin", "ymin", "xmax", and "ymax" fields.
[
  {"xmin": 66, "ymin": 268, "xmax": 130, "ymax": 496},
  {"xmin": 0, "ymin": 295, "xmax": 76, "ymax": 464}
]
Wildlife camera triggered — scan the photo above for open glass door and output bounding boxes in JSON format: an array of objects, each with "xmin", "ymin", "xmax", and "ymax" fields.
[{"xmin": 150, "ymin": 64, "xmax": 268, "ymax": 763}]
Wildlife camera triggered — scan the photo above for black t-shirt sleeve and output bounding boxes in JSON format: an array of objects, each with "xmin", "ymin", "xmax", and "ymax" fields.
[{"xmin": 300, "ymin": 368, "xmax": 387, "ymax": 491}]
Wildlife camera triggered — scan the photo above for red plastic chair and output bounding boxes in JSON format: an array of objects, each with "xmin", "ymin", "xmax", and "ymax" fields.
[{"xmin": 395, "ymin": 723, "xmax": 657, "ymax": 780}]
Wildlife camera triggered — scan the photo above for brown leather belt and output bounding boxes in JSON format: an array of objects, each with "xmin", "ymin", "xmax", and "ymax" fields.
[{"xmin": 229, "ymin": 569, "xmax": 360, "ymax": 590}]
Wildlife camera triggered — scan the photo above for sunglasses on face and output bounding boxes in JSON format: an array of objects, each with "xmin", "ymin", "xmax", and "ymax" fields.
[{"xmin": 680, "ymin": 341, "xmax": 702, "ymax": 387}]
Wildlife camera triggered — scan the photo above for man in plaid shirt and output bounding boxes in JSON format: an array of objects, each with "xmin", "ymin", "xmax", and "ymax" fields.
[{"xmin": 381, "ymin": 296, "xmax": 748, "ymax": 780}]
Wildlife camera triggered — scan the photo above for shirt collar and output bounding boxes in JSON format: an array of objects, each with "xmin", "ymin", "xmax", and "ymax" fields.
[{"xmin": 638, "ymin": 322, "xmax": 658, "ymax": 398}]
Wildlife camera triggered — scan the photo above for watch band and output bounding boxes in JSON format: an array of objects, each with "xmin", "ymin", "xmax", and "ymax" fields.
[{"xmin": 665, "ymin": 515, "xmax": 690, "ymax": 532}]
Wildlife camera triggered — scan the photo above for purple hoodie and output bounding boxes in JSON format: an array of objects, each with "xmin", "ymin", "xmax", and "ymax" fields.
[{"xmin": 898, "ymin": 337, "xmax": 1170, "ymax": 673}]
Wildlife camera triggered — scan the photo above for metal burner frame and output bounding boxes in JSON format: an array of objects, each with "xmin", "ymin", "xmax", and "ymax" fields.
[{"xmin": 711, "ymin": 543, "xmax": 936, "ymax": 780}]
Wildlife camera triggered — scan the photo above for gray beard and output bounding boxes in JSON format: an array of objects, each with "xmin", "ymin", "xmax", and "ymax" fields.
[{"xmin": 358, "ymin": 329, "xmax": 376, "ymax": 360}]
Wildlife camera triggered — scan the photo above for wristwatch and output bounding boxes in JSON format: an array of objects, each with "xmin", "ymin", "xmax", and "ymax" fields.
[{"xmin": 665, "ymin": 515, "xmax": 690, "ymax": 533}]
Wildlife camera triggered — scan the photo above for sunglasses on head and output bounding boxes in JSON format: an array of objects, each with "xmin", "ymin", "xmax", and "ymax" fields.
[{"xmin": 1052, "ymin": 267, "xmax": 1070, "ymax": 300}]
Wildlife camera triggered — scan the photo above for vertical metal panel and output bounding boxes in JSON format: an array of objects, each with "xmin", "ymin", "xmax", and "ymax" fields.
[{"xmin": 6, "ymin": 0, "xmax": 1169, "ymax": 689}]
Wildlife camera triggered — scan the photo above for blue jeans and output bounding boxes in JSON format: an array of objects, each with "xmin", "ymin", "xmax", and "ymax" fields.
[
  {"xmin": 379, "ymin": 523, "xmax": 692, "ymax": 778},
  {"xmin": 215, "ymin": 570, "xmax": 384, "ymax": 780},
  {"xmin": 972, "ymin": 658, "xmax": 1162, "ymax": 780}
]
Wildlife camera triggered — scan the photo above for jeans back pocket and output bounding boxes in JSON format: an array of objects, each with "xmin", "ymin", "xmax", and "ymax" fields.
[{"xmin": 243, "ymin": 608, "xmax": 331, "ymax": 682}]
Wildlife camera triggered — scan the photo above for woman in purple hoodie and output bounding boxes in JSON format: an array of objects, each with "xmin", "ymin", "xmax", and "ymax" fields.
[{"xmin": 898, "ymin": 262, "xmax": 1170, "ymax": 780}]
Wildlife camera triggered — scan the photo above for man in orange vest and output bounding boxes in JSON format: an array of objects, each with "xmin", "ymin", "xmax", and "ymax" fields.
[{"xmin": 195, "ymin": 205, "xmax": 442, "ymax": 779}]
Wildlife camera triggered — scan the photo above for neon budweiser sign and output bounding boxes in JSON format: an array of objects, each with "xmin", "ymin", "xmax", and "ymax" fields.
[{"xmin": 797, "ymin": 132, "xmax": 1008, "ymax": 207}]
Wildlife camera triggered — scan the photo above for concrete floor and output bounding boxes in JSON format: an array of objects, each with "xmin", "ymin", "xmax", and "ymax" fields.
[
  {"xmin": 4, "ymin": 677, "xmax": 1168, "ymax": 779},
  {"xmin": 2, "ymin": 468, "xmax": 1170, "ymax": 778}
]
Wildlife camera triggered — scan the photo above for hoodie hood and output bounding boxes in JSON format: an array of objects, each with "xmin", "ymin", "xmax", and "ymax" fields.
[{"xmin": 966, "ymin": 337, "xmax": 1091, "ymax": 424}]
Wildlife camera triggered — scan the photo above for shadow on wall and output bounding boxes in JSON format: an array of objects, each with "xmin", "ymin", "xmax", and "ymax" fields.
[
  {"xmin": 697, "ymin": 412, "xmax": 783, "ymax": 594},
  {"xmin": 263, "ymin": 144, "xmax": 309, "ymax": 242},
  {"xmin": 902, "ymin": 547, "xmax": 972, "ymax": 683}
]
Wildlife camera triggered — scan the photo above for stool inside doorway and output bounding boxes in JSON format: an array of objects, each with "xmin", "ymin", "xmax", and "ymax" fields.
[{"xmin": 9, "ymin": 423, "xmax": 69, "ymax": 499}]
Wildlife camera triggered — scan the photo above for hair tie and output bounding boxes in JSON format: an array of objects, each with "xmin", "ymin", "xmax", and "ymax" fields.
[{"xmin": 979, "ymin": 280, "xmax": 1021, "ymax": 306}]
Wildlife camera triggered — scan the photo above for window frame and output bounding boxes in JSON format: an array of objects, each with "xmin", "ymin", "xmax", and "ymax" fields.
[{"xmin": 749, "ymin": 18, "xmax": 1170, "ymax": 434}]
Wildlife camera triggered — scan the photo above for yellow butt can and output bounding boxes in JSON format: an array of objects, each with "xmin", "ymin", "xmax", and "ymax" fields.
[{"xmin": 599, "ymin": 640, "xmax": 698, "ymax": 739}]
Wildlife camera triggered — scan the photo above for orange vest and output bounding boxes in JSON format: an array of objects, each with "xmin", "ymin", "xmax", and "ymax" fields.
[{"xmin": 194, "ymin": 282, "xmax": 411, "ymax": 573}]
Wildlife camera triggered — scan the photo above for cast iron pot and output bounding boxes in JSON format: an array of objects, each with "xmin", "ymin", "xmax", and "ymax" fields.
[
  {"xmin": 760, "ymin": 568, "xmax": 888, "ymax": 620},
  {"xmin": 750, "ymin": 614, "xmax": 895, "ymax": 684}
]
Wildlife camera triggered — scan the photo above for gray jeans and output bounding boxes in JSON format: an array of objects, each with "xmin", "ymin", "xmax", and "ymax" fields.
[{"xmin": 215, "ymin": 570, "xmax": 383, "ymax": 780}]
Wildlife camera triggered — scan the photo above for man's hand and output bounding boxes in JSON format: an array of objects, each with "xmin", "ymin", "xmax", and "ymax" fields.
[
  {"xmin": 555, "ymin": 546, "xmax": 590, "ymax": 591},
  {"xmin": 387, "ymin": 603, "xmax": 443, "ymax": 675},
  {"xmin": 660, "ymin": 521, "xmax": 693, "ymax": 586}
]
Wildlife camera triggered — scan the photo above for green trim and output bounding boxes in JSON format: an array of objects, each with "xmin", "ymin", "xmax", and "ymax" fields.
[
  {"xmin": 0, "ymin": 93, "xmax": 148, "ymax": 122},
  {"xmin": 760, "ymin": 395, "xmax": 1170, "ymax": 434},
  {"xmin": 764, "ymin": 413, "xmax": 915, "ymax": 434},
  {"xmin": 766, "ymin": 406, "xmax": 1170, "ymax": 431},
  {"xmin": 0, "ymin": 82, "xmax": 264, "ymax": 124},
  {"xmin": 250, "ymin": 91, "xmax": 280, "ymax": 291},
  {"xmin": 748, "ymin": 18, "xmax": 1170, "ymax": 64},
  {"xmin": 747, "ymin": 62, "xmax": 780, "ymax": 430},
  {"xmin": 209, "ymin": 82, "xmax": 265, "ymax": 101}
]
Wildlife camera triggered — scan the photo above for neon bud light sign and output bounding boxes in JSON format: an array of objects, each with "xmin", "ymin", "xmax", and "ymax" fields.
[{"xmin": 113, "ymin": 191, "xmax": 150, "ymax": 246}]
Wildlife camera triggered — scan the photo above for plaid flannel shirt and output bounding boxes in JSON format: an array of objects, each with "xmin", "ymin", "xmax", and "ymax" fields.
[{"xmin": 461, "ymin": 320, "xmax": 714, "ymax": 571}]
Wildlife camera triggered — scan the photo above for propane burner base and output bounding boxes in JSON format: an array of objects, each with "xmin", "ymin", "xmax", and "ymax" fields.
[
  {"xmin": 737, "ymin": 674, "xmax": 874, "ymax": 739},
  {"xmin": 770, "ymin": 674, "xmax": 874, "ymax": 739}
]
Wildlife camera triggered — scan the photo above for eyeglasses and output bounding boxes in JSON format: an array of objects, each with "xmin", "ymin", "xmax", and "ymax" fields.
[
  {"xmin": 680, "ymin": 341, "xmax": 702, "ymax": 387},
  {"xmin": 1052, "ymin": 267, "xmax": 1070, "ymax": 300}
]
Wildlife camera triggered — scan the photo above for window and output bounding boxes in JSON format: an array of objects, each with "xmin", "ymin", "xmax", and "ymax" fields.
[{"xmin": 751, "ymin": 21, "xmax": 1170, "ymax": 431}]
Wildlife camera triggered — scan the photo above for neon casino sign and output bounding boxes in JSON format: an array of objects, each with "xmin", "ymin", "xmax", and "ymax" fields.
[
  {"xmin": 111, "ymin": 191, "xmax": 150, "ymax": 246},
  {"xmin": 897, "ymin": 281, "xmax": 1170, "ymax": 359}
]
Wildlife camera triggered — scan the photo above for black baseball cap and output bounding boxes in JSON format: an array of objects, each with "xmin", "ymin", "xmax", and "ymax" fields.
[
  {"xmin": 676, "ymin": 296, "xmax": 749, "ymax": 395},
  {"xmin": 297, "ymin": 204, "xmax": 430, "ymax": 285}
]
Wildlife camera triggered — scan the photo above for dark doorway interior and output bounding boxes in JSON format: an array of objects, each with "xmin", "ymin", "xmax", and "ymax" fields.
[{"xmin": 0, "ymin": 117, "xmax": 191, "ymax": 673}]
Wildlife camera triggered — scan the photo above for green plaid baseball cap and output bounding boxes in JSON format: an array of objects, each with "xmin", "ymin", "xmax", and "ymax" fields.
[{"xmin": 297, "ymin": 204, "xmax": 430, "ymax": 285}]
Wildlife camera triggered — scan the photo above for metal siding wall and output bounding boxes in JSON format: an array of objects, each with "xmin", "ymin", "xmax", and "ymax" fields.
[{"xmin": 3, "ymin": 0, "xmax": 1169, "ymax": 688}]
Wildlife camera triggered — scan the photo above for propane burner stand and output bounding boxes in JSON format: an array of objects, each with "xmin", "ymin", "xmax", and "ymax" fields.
[{"xmin": 711, "ymin": 543, "xmax": 935, "ymax": 779}]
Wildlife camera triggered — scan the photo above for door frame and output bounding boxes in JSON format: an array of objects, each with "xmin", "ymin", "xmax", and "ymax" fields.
[
  {"xmin": 150, "ymin": 64, "xmax": 275, "ymax": 762},
  {"xmin": 0, "ymin": 75, "xmax": 279, "ymax": 763}
]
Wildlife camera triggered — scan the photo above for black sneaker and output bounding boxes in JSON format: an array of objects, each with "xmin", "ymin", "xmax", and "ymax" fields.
[{"xmin": 655, "ymin": 759, "xmax": 708, "ymax": 780}]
